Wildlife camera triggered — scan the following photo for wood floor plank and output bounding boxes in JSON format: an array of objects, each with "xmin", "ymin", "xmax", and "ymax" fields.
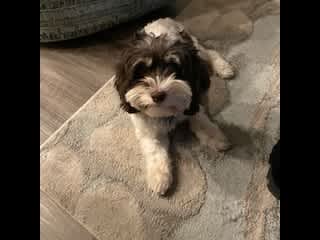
[
  {"xmin": 40, "ymin": 47, "xmax": 116, "ymax": 144},
  {"xmin": 39, "ymin": 18, "xmax": 139, "ymax": 144},
  {"xmin": 40, "ymin": 189, "xmax": 97, "ymax": 240}
]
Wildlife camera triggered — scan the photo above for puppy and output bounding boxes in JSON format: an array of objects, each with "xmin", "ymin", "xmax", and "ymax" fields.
[{"xmin": 114, "ymin": 18, "xmax": 235, "ymax": 195}]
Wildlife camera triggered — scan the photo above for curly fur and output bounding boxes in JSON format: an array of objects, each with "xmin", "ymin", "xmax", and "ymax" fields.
[{"xmin": 114, "ymin": 18, "xmax": 235, "ymax": 195}]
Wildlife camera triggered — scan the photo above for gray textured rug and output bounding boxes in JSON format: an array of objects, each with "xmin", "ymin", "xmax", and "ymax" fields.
[
  {"xmin": 172, "ymin": 14, "xmax": 280, "ymax": 240},
  {"xmin": 40, "ymin": 2, "xmax": 279, "ymax": 239}
]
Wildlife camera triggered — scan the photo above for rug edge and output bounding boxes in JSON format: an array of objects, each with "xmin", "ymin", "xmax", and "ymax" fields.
[{"xmin": 40, "ymin": 76, "xmax": 115, "ymax": 150}]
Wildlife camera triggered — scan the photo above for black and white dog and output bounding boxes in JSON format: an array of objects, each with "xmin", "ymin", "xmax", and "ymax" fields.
[{"xmin": 114, "ymin": 18, "xmax": 235, "ymax": 195}]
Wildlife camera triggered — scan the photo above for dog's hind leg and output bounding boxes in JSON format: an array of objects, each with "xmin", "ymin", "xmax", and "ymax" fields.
[
  {"xmin": 189, "ymin": 106, "xmax": 231, "ymax": 152},
  {"xmin": 206, "ymin": 49, "xmax": 235, "ymax": 79},
  {"xmin": 190, "ymin": 35, "xmax": 235, "ymax": 79}
]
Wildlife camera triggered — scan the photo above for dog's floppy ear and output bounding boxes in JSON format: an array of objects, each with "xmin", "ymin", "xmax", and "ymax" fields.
[
  {"xmin": 114, "ymin": 50, "xmax": 140, "ymax": 114},
  {"xmin": 114, "ymin": 76, "xmax": 139, "ymax": 113},
  {"xmin": 114, "ymin": 29, "xmax": 154, "ymax": 113},
  {"xmin": 177, "ymin": 31, "xmax": 211, "ymax": 115},
  {"xmin": 184, "ymin": 57, "xmax": 211, "ymax": 115}
]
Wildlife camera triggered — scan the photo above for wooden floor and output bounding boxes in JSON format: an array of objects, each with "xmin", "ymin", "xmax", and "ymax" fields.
[{"xmin": 40, "ymin": 35, "xmax": 121, "ymax": 144}]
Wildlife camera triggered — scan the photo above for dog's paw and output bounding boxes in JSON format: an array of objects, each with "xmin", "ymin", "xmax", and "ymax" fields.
[
  {"xmin": 208, "ymin": 136, "xmax": 232, "ymax": 152},
  {"xmin": 213, "ymin": 139, "xmax": 232, "ymax": 152},
  {"xmin": 216, "ymin": 61, "xmax": 235, "ymax": 79},
  {"xmin": 147, "ymin": 164, "xmax": 172, "ymax": 196}
]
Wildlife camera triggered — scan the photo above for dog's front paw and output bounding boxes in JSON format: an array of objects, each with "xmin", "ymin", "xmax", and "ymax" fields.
[{"xmin": 147, "ymin": 164, "xmax": 172, "ymax": 196}]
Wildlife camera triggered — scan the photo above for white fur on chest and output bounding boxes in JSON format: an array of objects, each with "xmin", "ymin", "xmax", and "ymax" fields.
[{"xmin": 130, "ymin": 113, "xmax": 188, "ymax": 138}]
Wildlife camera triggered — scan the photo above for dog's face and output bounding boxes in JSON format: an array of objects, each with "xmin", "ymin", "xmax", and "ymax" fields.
[{"xmin": 114, "ymin": 30, "xmax": 211, "ymax": 118}]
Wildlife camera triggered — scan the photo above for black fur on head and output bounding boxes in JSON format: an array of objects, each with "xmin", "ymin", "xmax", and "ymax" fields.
[{"xmin": 114, "ymin": 29, "xmax": 212, "ymax": 115}]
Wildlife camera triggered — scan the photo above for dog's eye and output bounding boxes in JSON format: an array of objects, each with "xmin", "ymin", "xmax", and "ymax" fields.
[
  {"xmin": 165, "ymin": 55, "xmax": 181, "ymax": 65},
  {"xmin": 133, "ymin": 63, "xmax": 148, "ymax": 78},
  {"xmin": 169, "ymin": 62, "xmax": 179, "ymax": 68},
  {"xmin": 167, "ymin": 62, "xmax": 181, "ymax": 76}
]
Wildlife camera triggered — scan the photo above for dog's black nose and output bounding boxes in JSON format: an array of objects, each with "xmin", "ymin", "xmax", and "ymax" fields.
[{"xmin": 151, "ymin": 91, "xmax": 166, "ymax": 103}]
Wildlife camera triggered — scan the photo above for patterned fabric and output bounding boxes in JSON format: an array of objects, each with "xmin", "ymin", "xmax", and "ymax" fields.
[{"xmin": 40, "ymin": 0, "xmax": 171, "ymax": 42}]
